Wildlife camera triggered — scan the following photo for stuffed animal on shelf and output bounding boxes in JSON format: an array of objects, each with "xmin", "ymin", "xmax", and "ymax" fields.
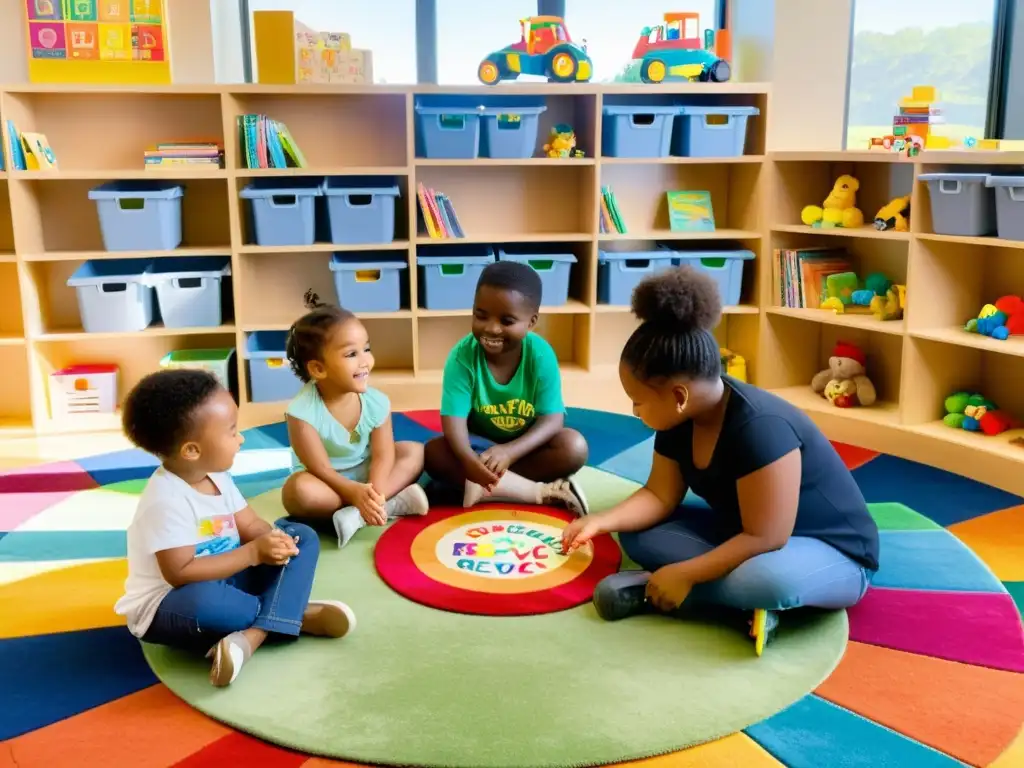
[
  {"xmin": 943, "ymin": 392, "xmax": 1016, "ymax": 435},
  {"xmin": 801, "ymin": 175, "xmax": 865, "ymax": 229},
  {"xmin": 543, "ymin": 123, "xmax": 582, "ymax": 158},
  {"xmin": 965, "ymin": 296, "xmax": 1024, "ymax": 340},
  {"xmin": 871, "ymin": 284, "xmax": 905, "ymax": 321},
  {"xmin": 810, "ymin": 340, "xmax": 877, "ymax": 408},
  {"xmin": 874, "ymin": 195, "xmax": 911, "ymax": 231}
]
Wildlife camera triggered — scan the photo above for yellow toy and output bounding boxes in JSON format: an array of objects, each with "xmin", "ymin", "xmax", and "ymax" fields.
[
  {"xmin": 870, "ymin": 284, "xmax": 906, "ymax": 321},
  {"xmin": 543, "ymin": 123, "xmax": 579, "ymax": 158},
  {"xmin": 801, "ymin": 175, "xmax": 865, "ymax": 229},
  {"xmin": 874, "ymin": 195, "xmax": 911, "ymax": 232}
]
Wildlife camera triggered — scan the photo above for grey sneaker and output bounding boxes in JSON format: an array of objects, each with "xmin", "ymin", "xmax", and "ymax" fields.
[
  {"xmin": 593, "ymin": 571, "xmax": 652, "ymax": 621},
  {"xmin": 386, "ymin": 483, "xmax": 429, "ymax": 518}
]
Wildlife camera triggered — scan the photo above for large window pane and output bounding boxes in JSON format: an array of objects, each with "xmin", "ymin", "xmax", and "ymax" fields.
[
  {"xmin": 846, "ymin": 0, "xmax": 997, "ymax": 148},
  {"xmin": 437, "ymin": 0, "xmax": 538, "ymax": 84},
  {"xmin": 565, "ymin": 0, "xmax": 717, "ymax": 83},
  {"xmin": 247, "ymin": 0, "xmax": 416, "ymax": 84}
]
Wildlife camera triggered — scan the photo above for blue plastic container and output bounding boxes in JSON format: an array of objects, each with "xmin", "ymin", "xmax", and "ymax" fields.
[
  {"xmin": 88, "ymin": 181, "xmax": 183, "ymax": 251},
  {"xmin": 480, "ymin": 106, "xmax": 547, "ymax": 159},
  {"xmin": 497, "ymin": 247, "xmax": 577, "ymax": 306},
  {"xmin": 415, "ymin": 103, "xmax": 484, "ymax": 159},
  {"xmin": 918, "ymin": 173, "xmax": 995, "ymax": 237},
  {"xmin": 985, "ymin": 175, "xmax": 1024, "ymax": 240},
  {"xmin": 66, "ymin": 258, "xmax": 156, "ymax": 333},
  {"xmin": 597, "ymin": 249, "xmax": 677, "ymax": 306},
  {"xmin": 321, "ymin": 176, "xmax": 401, "ymax": 245},
  {"xmin": 673, "ymin": 105, "xmax": 760, "ymax": 158},
  {"xmin": 417, "ymin": 245, "xmax": 495, "ymax": 310},
  {"xmin": 601, "ymin": 105, "xmax": 679, "ymax": 158},
  {"xmin": 674, "ymin": 250, "xmax": 754, "ymax": 306},
  {"xmin": 329, "ymin": 253, "xmax": 408, "ymax": 313},
  {"xmin": 150, "ymin": 256, "xmax": 232, "ymax": 329},
  {"xmin": 245, "ymin": 330, "xmax": 302, "ymax": 403},
  {"xmin": 240, "ymin": 178, "xmax": 322, "ymax": 246}
]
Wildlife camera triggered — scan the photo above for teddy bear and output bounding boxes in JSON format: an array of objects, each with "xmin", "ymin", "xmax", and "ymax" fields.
[
  {"xmin": 810, "ymin": 340, "xmax": 877, "ymax": 408},
  {"xmin": 801, "ymin": 174, "xmax": 865, "ymax": 229}
]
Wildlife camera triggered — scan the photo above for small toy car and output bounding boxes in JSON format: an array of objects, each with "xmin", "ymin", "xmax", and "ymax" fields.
[
  {"xmin": 631, "ymin": 12, "xmax": 731, "ymax": 83},
  {"xmin": 478, "ymin": 16, "xmax": 593, "ymax": 85}
]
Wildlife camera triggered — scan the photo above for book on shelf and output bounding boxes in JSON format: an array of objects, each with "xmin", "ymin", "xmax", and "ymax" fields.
[
  {"xmin": 666, "ymin": 190, "xmax": 715, "ymax": 232},
  {"xmin": 417, "ymin": 183, "xmax": 465, "ymax": 239},
  {"xmin": 144, "ymin": 141, "xmax": 223, "ymax": 170},
  {"xmin": 772, "ymin": 247, "xmax": 852, "ymax": 309},
  {"xmin": 600, "ymin": 186, "xmax": 627, "ymax": 234},
  {"xmin": 5, "ymin": 121, "xmax": 27, "ymax": 171},
  {"xmin": 237, "ymin": 115, "xmax": 307, "ymax": 170}
]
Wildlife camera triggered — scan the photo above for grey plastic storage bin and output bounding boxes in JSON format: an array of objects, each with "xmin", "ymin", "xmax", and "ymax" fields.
[
  {"xmin": 322, "ymin": 176, "xmax": 401, "ymax": 245},
  {"xmin": 245, "ymin": 330, "xmax": 302, "ymax": 403},
  {"xmin": 67, "ymin": 258, "xmax": 156, "ymax": 333},
  {"xmin": 150, "ymin": 256, "xmax": 232, "ymax": 329},
  {"xmin": 673, "ymin": 105, "xmax": 760, "ymax": 158},
  {"xmin": 330, "ymin": 253, "xmax": 407, "ymax": 313},
  {"xmin": 240, "ymin": 179, "xmax": 322, "ymax": 246},
  {"xmin": 918, "ymin": 173, "xmax": 996, "ymax": 237},
  {"xmin": 418, "ymin": 245, "xmax": 495, "ymax": 310},
  {"xmin": 497, "ymin": 247, "xmax": 577, "ymax": 306},
  {"xmin": 416, "ymin": 104, "xmax": 483, "ymax": 159},
  {"xmin": 598, "ymin": 249, "xmax": 677, "ymax": 305},
  {"xmin": 601, "ymin": 105, "xmax": 678, "ymax": 158},
  {"xmin": 986, "ymin": 175, "xmax": 1024, "ymax": 241},
  {"xmin": 674, "ymin": 250, "xmax": 754, "ymax": 306},
  {"xmin": 481, "ymin": 106, "xmax": 547, "ymax": 159},
  {"xmin": 88, "ymin": 181, "xmax": 183, "ymax": 251}
]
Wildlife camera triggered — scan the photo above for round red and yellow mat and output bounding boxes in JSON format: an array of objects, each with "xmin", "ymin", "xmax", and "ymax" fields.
[{"xmin": 374, "ymin": 503, "xmax": 622, "ymax": 616}]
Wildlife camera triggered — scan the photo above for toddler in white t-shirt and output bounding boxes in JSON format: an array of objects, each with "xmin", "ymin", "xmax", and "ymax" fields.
[{"xmin": 115, "ymin": 369, "xmax": 355, "ymax": 687}]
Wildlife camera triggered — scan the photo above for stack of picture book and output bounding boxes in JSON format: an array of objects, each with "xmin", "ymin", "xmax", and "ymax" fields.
[
  {"xmin": 237, "ymin": 115, "xmax": 307, "ymax": 169},
  {"xmin": 773, "ymin": 247, "xmax": 852, "ymax": 308},
  {"xmin": 144, "ymin": 142, "xmax": 223, "ymax": 170},
  {"xmin": 417, "ymin": 183, "xmax": 465, "ymax": 239},
  {"xmin": 599, "ymin": 186, "xmax": 627, "ymax": 234},
  {"xmin": 4, "ymin": 120, "xmax": 55, "ymax": 170}
]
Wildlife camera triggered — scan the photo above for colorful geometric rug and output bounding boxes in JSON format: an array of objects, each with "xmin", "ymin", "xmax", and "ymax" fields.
[
  {"xmin": 374, "ymin": 503, "xmax": 623, "ymax": 616},
  {"xmin": 1, "ymin": 407, "xmax": 1023, "ymax": 768}
]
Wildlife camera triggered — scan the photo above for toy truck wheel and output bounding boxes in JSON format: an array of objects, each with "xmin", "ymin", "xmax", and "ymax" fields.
[
  {"xmin": 641, "ymin": 59, "xmax": 667, "ymax": 83},
  {"xmin": 701, "ymin": 59, "xmax": 731, "ymax": 83},
  {"xmin": 478, "ymin": 58, "xmax": 503, "ymax": 86},
  {"xmin": 547, "ymin": 51, "xmax": 579, "ymax": 83}
]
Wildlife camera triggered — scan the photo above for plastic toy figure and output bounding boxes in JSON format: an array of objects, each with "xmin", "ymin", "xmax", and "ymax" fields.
[{"xmin": 478, "ymin": 16, "xmax": 593, "ymax": 85}]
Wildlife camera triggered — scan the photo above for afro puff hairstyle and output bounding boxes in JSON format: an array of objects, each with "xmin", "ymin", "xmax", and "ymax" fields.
[{"xmin": 121, "ymin": 369, "xmax": 222, "ymax": 457}]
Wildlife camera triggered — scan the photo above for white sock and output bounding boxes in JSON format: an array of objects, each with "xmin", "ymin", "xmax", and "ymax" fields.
[
  {"xmin": 332, "ymin": 506, "xmax": 365, "ymax": 547},
  {"xmin": 206, "ymin": 631, "xmax": 252, "ymax": 687},
  {"xmin": 464, "ymin": 471, "xmax": 540, "ymax": 507}
]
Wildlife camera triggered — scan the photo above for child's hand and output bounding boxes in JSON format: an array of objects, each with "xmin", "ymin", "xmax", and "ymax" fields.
[
  {"xmin": 479, "ymin": 445, "xmax": 513, "ymax": 477},
  {"xmin": 252, "ymin": 529, "xmax": 300, "ymax": 566},
  {"xmin": 560, "ymin": 516, "xmax": 602, "ymax": 554},
  {"xmin": 353, "ymin": 483, "xmax": 388, "ymax": 526},
  {"xmin": 463, "ymin": 456, "xmax": 500, "ymax": 491}
]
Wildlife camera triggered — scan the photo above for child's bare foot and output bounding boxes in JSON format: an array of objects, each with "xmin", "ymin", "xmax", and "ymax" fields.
[
  {"xmin": 540, "ymin": 478, "xmax": 588, "ymax": 516},
  {"xmin": 206, "ymin": 630, "xmax": 255, "ymax": 687},
  {"xmin": 302, "ymin": 600, "xmax": 357, "ymax": 638},
  {"xmin": 386, "ymin": 484, "xmax": 429, "ymax": 518}
]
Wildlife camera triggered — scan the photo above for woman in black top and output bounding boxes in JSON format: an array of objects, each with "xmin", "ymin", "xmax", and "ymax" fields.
[{"xmin": 562, "ymin": 267, "xmax": 879, "ymax": 654}]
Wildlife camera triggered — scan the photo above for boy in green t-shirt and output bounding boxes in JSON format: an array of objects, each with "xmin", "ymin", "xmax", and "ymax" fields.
[{"xmin": 424, "ymin": 261, "xmax": 589, "ymax": 514}]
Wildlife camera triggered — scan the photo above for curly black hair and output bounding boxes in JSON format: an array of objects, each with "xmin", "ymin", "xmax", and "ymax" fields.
[
  {"xmin": 476, "ymin": 261, "xmax": 543, "ymax": 312},
  {"xmin": 621, "ymin": 265, "xmax": 723, "ymax": 381},
  {"xmin": 286, "ymin": 293, "xmax": 356, "ymax": 382},
  {"xmin": 122, "ymin": 369, "xmax": 222, "ymax": 457}
]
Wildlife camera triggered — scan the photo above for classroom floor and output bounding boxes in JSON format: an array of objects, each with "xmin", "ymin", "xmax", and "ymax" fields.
[{"xmin": 1, "ymin": 408, "xmax": 1022, "ymax": 768}]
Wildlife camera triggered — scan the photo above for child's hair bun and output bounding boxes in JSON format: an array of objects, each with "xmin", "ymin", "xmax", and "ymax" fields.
[{"xmin": 631, "ymin": 265, "xmax": 722, "ymax": 333}]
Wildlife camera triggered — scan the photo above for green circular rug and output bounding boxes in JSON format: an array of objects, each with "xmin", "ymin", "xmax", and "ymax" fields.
[{"xmin": 143, "ymin": 468, "xmax": 849, "ymax": 768}]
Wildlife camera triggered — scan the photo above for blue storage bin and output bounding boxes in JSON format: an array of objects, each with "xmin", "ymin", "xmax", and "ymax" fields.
[
  {"xmin": 330, "ymin": 253, "xmax": 408, "ymax": 313},
  {"xmin": 601, "ymin": 105, "xmax": 678, "ymax": 158},
  {"xmin": 88, "ymin": 181, "xmax": 183, "ymax": 251},
  {"xmin": 418, "ymin": 245, "xmax": 495, "ymax": 310},
  {"xmin": 244, "ymin": 330, "xmax": 302, "ymax": 403},
  {"xmin": 919, "ymin": 173, "xmax": 995, "ymax": 237},
  {"xmin": 322, "ymin": 176, "xmax": 401, "ymax": 245},
  {"xmin": 597, "ymin": 249, "xmax": 677, "ymax": 306},
  {"xmin": 150, "ymin": 256, "xmax": 232, "ymax": 329},
  {"xmin": 67, "ymin": 258, "xmax": 156, "ymax": 333},
  {"xmin": 497, "ymin": 247, "xmax": 576, "ymax": 306},
  {"xmin": 674, "ymin": 250, "xmax": 754, "ymax": 306},
  {"xmin": 986, "ymin": 175, "xmax": 1024, "ymax": 241},
  {"xmin": 480, "ymin": 106, "xmax": 547, "ymax": 159},
  {"xmin": 416, "ymin": 103, "xmax": 484, "ymax": 159},
  {"xmin": 674, "ymin": 105, "xmax": 760, "ymax": 158},
  {"xmin": 240, "ymin": 179, "xmax": 322, "ymax": 246}
]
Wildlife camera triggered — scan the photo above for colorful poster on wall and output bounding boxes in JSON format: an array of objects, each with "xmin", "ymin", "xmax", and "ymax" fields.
[{"xmin": 24, "ymin": 0, "xmax": 170, "ymax": 84}]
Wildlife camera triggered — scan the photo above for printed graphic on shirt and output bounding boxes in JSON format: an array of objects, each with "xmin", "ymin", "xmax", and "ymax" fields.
[
  {"xmin": 195, "ymin": 514, "xmax": 240, "ymax": 557},
  {"xmin": 477, "ymin": 398, "xmax": 536, "ymax": 433}
]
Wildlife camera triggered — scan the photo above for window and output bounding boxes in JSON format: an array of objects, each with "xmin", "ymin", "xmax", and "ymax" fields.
[
  {"xmin": 436, "ymin": 0, "xmax": 538, "ymax": 84},
  {"xmin": 845, "ymin": 0, "xmax": 999, "ymax": 148},
  {"xmin": 247, "ymin": 0, "xmax": 417, "ymax": 84},
  {"xmin": 564, "ymin": 0, "xmax": 717, "ymax": 82}
]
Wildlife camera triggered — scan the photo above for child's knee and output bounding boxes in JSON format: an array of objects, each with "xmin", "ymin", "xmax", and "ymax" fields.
[
  {"xmin": 396, "ymin": 440, "xmax": 425, "ymax": 468},
  {"xmin": 557, "ymin": 428, "xmax": 589, "ymax": 468},
  {"xmin": 424, "ymin": 436, "xmax": 454, "ymax": 471}
]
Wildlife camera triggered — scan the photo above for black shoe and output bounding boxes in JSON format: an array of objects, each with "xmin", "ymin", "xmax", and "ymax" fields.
[{"xmin": 593, "ymin": 571, "xmax": 652, "ymax": 621}]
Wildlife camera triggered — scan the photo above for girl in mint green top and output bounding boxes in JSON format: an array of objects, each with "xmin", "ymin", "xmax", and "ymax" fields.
[
  {"xmin": 424, "ymin": 261, "xmax": 589, "ymax": 515},
  {"xmin": 280, "ymin": 303, "xmax": 429, "ymax": 548}
]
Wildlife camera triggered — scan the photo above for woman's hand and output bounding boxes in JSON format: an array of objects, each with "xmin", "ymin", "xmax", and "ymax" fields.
[
  {"xmin": 561, "ymin": 515, "xmax": 603, "ymax": 554},
  {"xmin": 645, "ymin": 566, "xmax": 693, "ymax": 612}
]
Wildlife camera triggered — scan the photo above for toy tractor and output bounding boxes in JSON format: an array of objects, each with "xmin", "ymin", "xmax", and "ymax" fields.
[
  {"xmin": 631, "ymin": 12, "xmax": 731, "ymax": 83},
  {"xmin": 478, "ymin": 16, "xmax": 593, "ymax": 85}
]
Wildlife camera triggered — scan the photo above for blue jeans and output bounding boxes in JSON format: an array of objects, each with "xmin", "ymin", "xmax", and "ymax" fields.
[
  {"xmin": 619, "ymin": 511, "xmax": 872, "ymax": 611},
  {"xmin": 142, "ymin": 520, "xmax": 319, "ymax": 651}
]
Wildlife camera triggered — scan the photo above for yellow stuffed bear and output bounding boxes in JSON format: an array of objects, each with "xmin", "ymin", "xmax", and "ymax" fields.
[{"xmin": 801, "ymin": 174, "xmax": 865, "ymax": 229}]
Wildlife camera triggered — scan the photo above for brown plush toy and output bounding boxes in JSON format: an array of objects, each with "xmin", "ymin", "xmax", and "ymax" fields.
[{"xmin": 810, "ymin": 341, "xmax": 877, "ymax": 408}]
